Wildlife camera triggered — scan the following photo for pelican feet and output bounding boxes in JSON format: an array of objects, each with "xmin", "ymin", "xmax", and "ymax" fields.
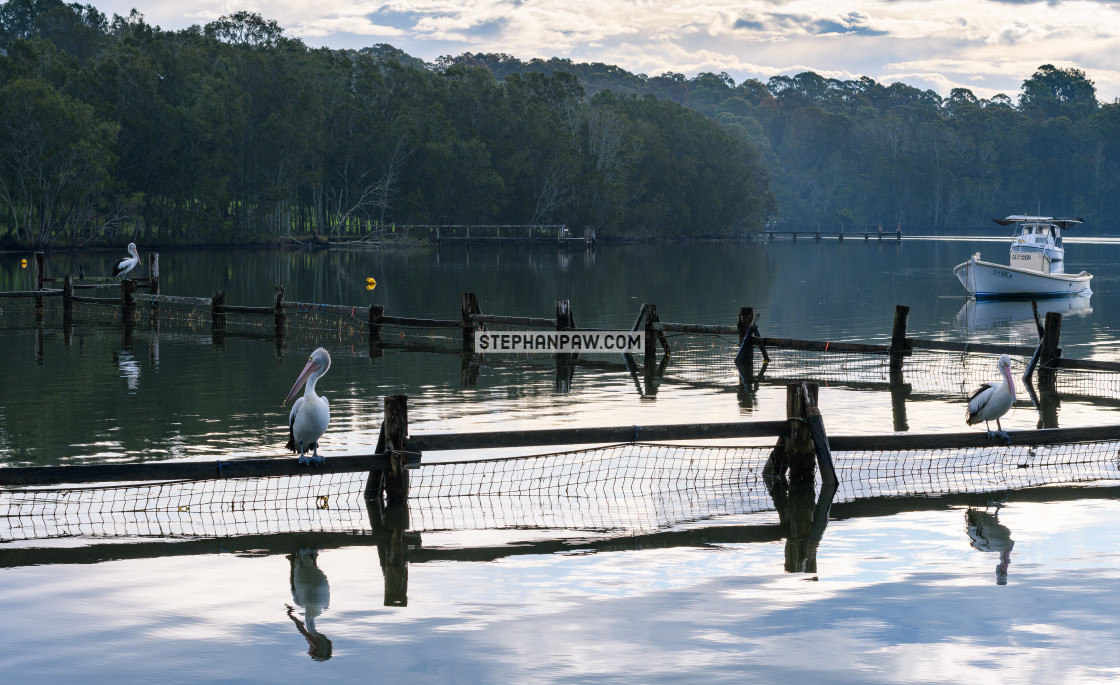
[
  {"xmin": 985, "ymin": 429, "xmax": 1011, "ymax": 445},
  {"xmin": 297, "ymin": 454, "xmax": 327, "ymax": 465}
]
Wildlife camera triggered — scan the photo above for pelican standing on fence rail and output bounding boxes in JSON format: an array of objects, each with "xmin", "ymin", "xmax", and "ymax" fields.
[
  {"xmin": 966, "ymin": 354, "xmax": 1016, "ymax": 442},
  {"xmin": 284, "ymin": 347, "xmax": 332, "ymax": 464},
  {"xmin": 112, "ymin": 243, "xmax": 140, "ymax": 279}
]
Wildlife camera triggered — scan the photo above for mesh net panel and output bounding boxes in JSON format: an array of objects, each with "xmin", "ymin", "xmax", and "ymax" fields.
[{"xmin": 4, "ymin": 440, "xmax": 1119, "ymax": 543}]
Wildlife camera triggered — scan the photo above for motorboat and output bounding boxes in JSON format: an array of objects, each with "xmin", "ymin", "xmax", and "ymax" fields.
[
  {"xmin": 996, "ymin": 214, "xmax": 1082, "ymax": 262},
  {"xmin": 954, "ymin": 215, "xmax": 1093, "ymax": 298}
]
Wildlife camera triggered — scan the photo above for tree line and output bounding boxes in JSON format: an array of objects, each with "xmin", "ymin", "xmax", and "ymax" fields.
[
  {"xmin": 2, "ymin": 1, "xmax": 1118, "ymax": 249},
  {"xmin": 456, "ymin": 53, "xmax": 1120, "ymax": 231},
  {"xmin": 0, "ymin": 1, "xmax": 774, "ymax": 247}
]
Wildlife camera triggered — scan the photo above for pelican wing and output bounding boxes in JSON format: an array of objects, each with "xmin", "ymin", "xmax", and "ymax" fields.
[
  {"xmin": 286, "ymin": 396, "xmax": 305, "ymax": 452},
  {"xmin": 112, "ymin": 258, "xmax": 133, "ymax": 278},
  {"xmin": 965, "ymin": 383, "xmax": 994, "ymax": 424}
]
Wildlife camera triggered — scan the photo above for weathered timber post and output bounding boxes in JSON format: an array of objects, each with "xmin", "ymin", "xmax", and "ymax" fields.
[
  {"xmin": 62, "ymin": 275, "xmax": 74, "ymax": 345},
  {"xmin": 148, "ymin": 254, "xmax": 160, "ymax": 319},
  {"xmin": 365, "ymin": 395, "xmax": 410, "ymax": 505},
  {"xmin": 786, "ymin": 382, "xmax": 819, "ymax": 481},
  {"xmin": 889, "ymin": 304, "xmax": 911, "ymax": 372},
  {"xmin": 149, "ymin": 253, "xmax": 159, "ymax": 293},
  {"xmin": 383, "ymin": 394, "xmax": 410, "ymax": 505},
  {"xmin": 643, "ymin": 304, "xmax": 660, "ymax": 375},
  {"xmin": 34, "ymin": 251, "xmax": 44, "ymax": 290},
  {"xmin": 62, "ymin": 275, "xmax": 73, "ymax": 315},
  {"xmin": 273, "ymin": 285, "xmax": 286, "ymax": 339},
  {"xmin": 212, "ymin": 290, "xmax": 226, "ymax": 331},
  {"xmin": 735, "ymin": 306, "xmax": 755, "ymax": 366},
  {"xmin": 34, "ymin": 251, "xmax": 45, "ymax": 317},
  {"xmin": 369, "ymin": 304, "xmax": 384, "ymax": 342},
  {"xmin": 1038, "ymin": 311, "xmax": 1062, "ymax": 389},
  {"xmin": 121, "ymin": 278, "xmax": 136, "ymax": 311},
  {"xmin": 556, "ymin": 298, "xmax": 576, "ymax": 393},
  {"xmin": 804, "ymin": 385, "xmax": 838, "ymax": 485},
  {"xmin": 461, "ymin": 292, "xmax": 482, "ymax": 352},
  {"xmin": 890, "ymin": 374, "xmax": 911, "ymax": 433},
  {"xmin": 556, "ymin": 298, "xmax": 575, "ymax": 330}
]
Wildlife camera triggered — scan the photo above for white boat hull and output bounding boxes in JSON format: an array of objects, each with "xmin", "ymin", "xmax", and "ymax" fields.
[{"xmin": 953, "ymin": 256, "xmax": 1092, "ymax": 299}]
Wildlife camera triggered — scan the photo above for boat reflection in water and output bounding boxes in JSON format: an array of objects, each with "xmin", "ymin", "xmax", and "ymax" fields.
[{"xmin": 955, "ymin": 294, "xmax": 1092, "ymax": 337}]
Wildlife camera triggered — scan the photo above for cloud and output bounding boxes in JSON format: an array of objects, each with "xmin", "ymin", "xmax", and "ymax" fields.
[{"xmin": 85, "ymin": 0, "xmax": 1120, "ymax": 100}]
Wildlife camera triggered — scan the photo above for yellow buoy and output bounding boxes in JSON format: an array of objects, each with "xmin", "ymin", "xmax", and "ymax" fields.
[
  {"xmin": 365, "ymin": 277, "xmax": 377, "ymax": 290},
  {"xmin": 20, "ymin": 258, "xmax": 27, "ymax": 268}
]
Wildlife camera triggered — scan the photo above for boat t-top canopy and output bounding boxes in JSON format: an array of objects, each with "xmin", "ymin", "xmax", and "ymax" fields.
[{"xmin": 993, "ymin": 215, "xmax": 1084, "ymax": 230}]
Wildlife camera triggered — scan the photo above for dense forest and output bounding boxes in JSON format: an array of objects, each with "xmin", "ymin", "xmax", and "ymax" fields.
[
  {"xmin": 455, "ymin": 53, "xmax": 1120, "ymax": 233},
  {"xmin": 1, "ymin": 1, "xmax": 1118, "ymax": 248},
  {"xmin": 0, "ymin": 1, "xmax": 774, "ymax": 247}
]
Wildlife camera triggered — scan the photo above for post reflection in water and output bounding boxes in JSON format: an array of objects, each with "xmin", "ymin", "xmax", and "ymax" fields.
[
  {"xmin": 766, "ymin": 475, "xmax": 837, "ymax": 575},
  {"xmin": 966, "ymin": 504, "xmax": 1016, "ymax": 585},
  {"xmin": 286, "ymin": 547, "xmax": 333, "ymax": 661}
]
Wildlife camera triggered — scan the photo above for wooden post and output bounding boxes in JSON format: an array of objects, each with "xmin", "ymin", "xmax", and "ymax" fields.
[
  {"xmin": 556, "ymin": 298, "xmax": 575, "ymax": 330},
  {"xmin": 805, "ymin": 390, "xmax": 838, "ymax": 485},
  {"xmin": 34, "ymin": 251, "xmax": 44, "ymax": 317},
  {"xmin": 369, "ymin": 304, "xmax": 384, "ymax": 342},
  {"xmin": 1038, "ymin": 312, "xmax": 1062, "ymax": 388},
  {"xmin": 461, "ymin": 292, "xmax": 482, "ymax": 352},
  {"xmin": 62, "ymin": 275, "xmax": 73, "ymax": 314},
  {"xmin": 212, "ymin": 290, "xmax": 226, "ymax": 330},
  {"xmin": 556, "ymin": 298, "xmax": 576, "ymax": 392},
  {"xmin": 120, "ymin": 278, "xmax": 135, "ymax": 309},
  {"xmin": 273, "ymin": 285, "xmax": 285, "ymax": 338},
  {"xmin": 785, "ymin": 382, "xmax": 818, "ymax": 481},
  {"xmin": 889, "ymin": 304, "xmax": 910, "ymax": 371},
  {"xmin": 735, "ymin": 307, "xmax": 754, "ymax": 366},
  {"xmin": 149, "ymin": 253, "xmax": 159, "ymax": 293},
  {"xmin": 643, "ymin": 304, "xmax": 659, "ymax": 375},
  {"xmin": 385, "ymin": 394, "xmax": 410, "ymax": 505}
]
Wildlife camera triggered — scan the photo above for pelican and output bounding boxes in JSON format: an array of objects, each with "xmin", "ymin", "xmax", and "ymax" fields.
[
  {"xmin": 284, "ymin": 347, "xmax": 331, "ymax": 464},
  {"xmin": 966, "ymin": 354, "xmax": 1016, "ymax": 442},
  {"xmin": 113, "ymin": 242, "xmax": 140, "ymax": 278}
]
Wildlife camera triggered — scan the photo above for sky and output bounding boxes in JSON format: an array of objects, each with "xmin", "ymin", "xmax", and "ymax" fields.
[{"xmin": 90, "ymin": 0, "xmax": 1120, "ymax": 102}]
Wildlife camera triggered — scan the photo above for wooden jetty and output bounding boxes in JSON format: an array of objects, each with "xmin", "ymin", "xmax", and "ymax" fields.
[
  {"xmin": 759, "ymin": 223, "xmax": 903, "ymax": 242},
  {"xmin": 330, "ymin": 223, "xmax": 596, "ymax": 246}
]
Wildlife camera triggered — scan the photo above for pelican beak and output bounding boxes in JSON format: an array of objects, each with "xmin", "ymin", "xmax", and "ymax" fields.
[{"xmin": 284, "ymin": 360, "xmax": 321, "ymax": 405}]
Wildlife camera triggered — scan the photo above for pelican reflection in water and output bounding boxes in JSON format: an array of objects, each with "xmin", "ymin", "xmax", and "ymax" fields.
[
  {"xmin": 966, "ymin": 506, "xmax": 1015, "ymax": 585},
  {"xmin": 286, "ymin": 549, "xmax": 332, "ymax": 660}
]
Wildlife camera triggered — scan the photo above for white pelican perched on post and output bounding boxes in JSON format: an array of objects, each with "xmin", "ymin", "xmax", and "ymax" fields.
[
  {"xmin": 113, "ymin": 242, "xmax": 140, "ymax": 278},
  {"xmin": 284, "ymin": 347, "xmax": 331, "ymax": 464},
  {"xmin": 966, "ymin": 354, "xmax": 1016, "ymax": 442}
]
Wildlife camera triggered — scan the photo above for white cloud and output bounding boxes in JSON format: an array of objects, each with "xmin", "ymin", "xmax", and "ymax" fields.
[{"xmin": 87, "ymin": 0, "xmax": 1120, "ymax": 100}]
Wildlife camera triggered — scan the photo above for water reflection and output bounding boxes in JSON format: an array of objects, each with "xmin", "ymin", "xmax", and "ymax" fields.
[
  {"xmin": 966, "ymin": 505, "xmax": 1015, "ymax": 585},
  {"xmin": 115, "ymin": 351, "xmax": 140, "ymax": 391},
  {"xmin": 285, "ymin": 548, "xmax": 332, "ymax": 661},
  {"xmin": 955, "ymin": 294, "xmax": 1092, "ymax": 339}
]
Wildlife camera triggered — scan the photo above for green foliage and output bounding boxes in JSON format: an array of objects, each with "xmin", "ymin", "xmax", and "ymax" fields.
[{"xmin": 0, "ymin": 3, "xmax": 777, "ymax": 244}]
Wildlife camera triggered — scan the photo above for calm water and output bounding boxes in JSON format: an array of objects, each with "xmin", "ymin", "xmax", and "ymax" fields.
[{"xmin": 3, "ymin": 238, "xmax": 1120, "ymax": 682}]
